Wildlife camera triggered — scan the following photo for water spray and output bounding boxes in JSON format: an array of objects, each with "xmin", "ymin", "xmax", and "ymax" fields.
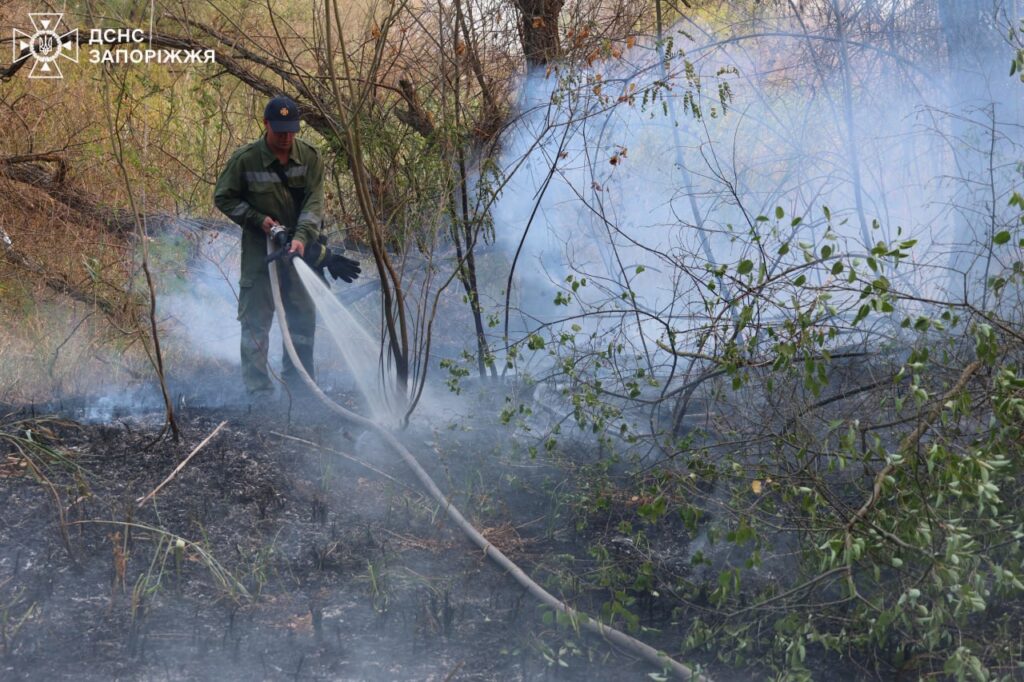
[{"xmin": 267, "ymin": 241, "xmax": 709, "ymax": 680}]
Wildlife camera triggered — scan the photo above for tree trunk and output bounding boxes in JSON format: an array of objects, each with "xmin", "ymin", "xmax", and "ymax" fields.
[{"xmin": 512, "ymin": 0, "xmax": 564, "ymax": 67}]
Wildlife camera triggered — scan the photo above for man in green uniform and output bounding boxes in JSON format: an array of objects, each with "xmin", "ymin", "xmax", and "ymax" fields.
[{"xmin": 214, "ymin": 95, "xmax": 323, "ymax": 397}]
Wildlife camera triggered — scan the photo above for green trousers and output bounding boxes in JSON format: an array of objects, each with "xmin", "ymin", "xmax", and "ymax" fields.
[{"xmin": 237, "ymin": 263, "xmax": 316, "ymax": 394}]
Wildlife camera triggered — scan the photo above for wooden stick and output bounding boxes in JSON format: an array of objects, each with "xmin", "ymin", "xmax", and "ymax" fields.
[{"xmin": 136, "ymin": 421, "xmax": 227, "ymax": 508}]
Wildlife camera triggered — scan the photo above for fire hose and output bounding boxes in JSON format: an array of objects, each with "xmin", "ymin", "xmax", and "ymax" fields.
[{"xmin": 268, "ymin": 243, "xmax": 708, "ymax": 681}]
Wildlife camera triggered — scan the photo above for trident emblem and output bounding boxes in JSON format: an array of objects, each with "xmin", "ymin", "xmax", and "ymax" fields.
[{"xmin": 12, "ymin": 13, "xmax": 79, "ymax": 79}]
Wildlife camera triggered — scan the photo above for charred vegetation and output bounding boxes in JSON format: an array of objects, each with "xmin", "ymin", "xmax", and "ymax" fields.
[{"xmin": 3, "ymin": 0, "xmax": 1024, "ymax": 679}]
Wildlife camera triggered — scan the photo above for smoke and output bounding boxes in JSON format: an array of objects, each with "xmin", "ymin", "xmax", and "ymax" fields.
[
  {"xmin": 152, "ymin": 224, "xmax": 374, "ymax": 405},
  {"xmin": 56, "ymin": 3, "xmax": 1024, "ymax": 425},
  {"xmin": 487, "ymin": 2, "xmax": 1024, "ymax": 385},
  {"xmin": 157, "ymin": 227, "xmax": 244, "ymax": 366}
]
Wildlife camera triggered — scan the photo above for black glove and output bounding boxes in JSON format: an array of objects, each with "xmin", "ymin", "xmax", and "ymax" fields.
[
  {"xmin": 304, "ymin": 242, "xmax": 361, "ymax": 283},
  {"xmin": 326, "ymin": 252, "xmax": 362, "ymax": 283}
]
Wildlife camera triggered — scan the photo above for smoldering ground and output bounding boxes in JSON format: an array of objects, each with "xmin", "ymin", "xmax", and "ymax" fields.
[
  {"xmin": 448, "ymin": 4, "xmax": 1024, "ymax": 677},
  {"xmin": 0, "ymin": 213, "xmax": 670, "ymax": 679},
  {"xmin": 0, "ymin": 221, "xmax": 714, "ymax": 680},
  {"xmin": 2, "ymin": 407, "xmax": 691, "ymax": 680},
  {"xmin": 3, "ymin": 2, "xmax": 1024, "ymax": 680}
]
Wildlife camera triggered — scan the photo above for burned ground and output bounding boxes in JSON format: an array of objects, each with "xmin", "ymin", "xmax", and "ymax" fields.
[
  {"xmin": 0, "ymin": 383, "xmax": 707, "ymax": 681},
  {"xmin": 5, "ymin": 349, "xmax": 1005, "ymax": 681}
]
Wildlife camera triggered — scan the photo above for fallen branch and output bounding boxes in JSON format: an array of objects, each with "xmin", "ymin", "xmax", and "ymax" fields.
[
  {"xmin": 0, "ymin": 158, "xmax": 136, "ymax": 233},
  {"xmin": 846, "ymin": 359, "xmax": 982, "ymax": 532},
  {"xmin": 136, "ymin": 421, "xmax": 227, "ymax": 507},
  {"xmin": 1, "ymin": 153, "xmax": 68, "ymax": 183}
]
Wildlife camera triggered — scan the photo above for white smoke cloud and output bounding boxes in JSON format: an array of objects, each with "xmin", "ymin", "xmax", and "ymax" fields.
[{"xmin": 490, "ymin": 7, "xmax": 1024, "ymax": 367}]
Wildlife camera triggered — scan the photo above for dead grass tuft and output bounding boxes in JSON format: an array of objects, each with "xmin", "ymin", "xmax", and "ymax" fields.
[{"xmin": 480, "ymin": 521, "xmax": 526, "ymax": 555}]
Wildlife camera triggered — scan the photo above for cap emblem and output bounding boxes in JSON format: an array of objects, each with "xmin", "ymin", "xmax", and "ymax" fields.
[{"xmin": 280, "ymin": 107, "xmax": 290, "ymax": 116}]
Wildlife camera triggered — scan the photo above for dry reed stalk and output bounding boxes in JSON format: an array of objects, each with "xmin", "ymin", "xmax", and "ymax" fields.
[{"xmin": 135, "ymin": 421, "xmax": 227, "ymax": 507}]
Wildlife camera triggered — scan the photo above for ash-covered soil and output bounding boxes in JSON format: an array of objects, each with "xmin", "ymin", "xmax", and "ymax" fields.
[{"xmin": 0, "ymin": 388, "xmax": 693, "ymax": 681}]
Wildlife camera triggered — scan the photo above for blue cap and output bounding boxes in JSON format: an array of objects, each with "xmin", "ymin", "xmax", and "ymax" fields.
[{"xmin": 264, "ymin": 95, "xmax": 300, "ymax": 133}]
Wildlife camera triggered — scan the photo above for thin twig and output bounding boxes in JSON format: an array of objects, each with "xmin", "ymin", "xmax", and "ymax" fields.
[
  {"xmin": 726, "ymin": 566, "xmax": 849, "ymax": 618},
  {"xmin": 845, "ymin": 360, "xmax": 982, "ymax": 533},
  {"xmin": 443, "ymin": 660, "xmax": 465, "ymax": 682},
  {"xmin": 268, "ymin": 431, "xmax": 415, "ymax": 493},
  {"xmin": 136, "ymin": 421, "xmax": 227, "ymax": 508}
]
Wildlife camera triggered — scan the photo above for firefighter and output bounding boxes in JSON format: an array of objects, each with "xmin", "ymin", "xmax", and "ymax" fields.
[{"xmin": 213, "ymin": 95, "xmax": 323, "ymax": 398}]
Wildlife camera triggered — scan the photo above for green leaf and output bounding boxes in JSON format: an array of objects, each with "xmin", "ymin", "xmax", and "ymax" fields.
[
  {"xmin": 993, "ymin": 231, "xmax": 1011, "ymax": 245},
  {"xmin": 737, "ymin": 259, "xmax": 754, "ymax": 275},
  {"xmin": 775, "ymin": 206, "xmax": 784, "ymax": 220}
]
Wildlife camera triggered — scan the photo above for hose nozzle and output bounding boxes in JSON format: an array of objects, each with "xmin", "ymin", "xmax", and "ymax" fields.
[
  {"xmin": 265, "ymin": 225, "xmax": 295, "ymax": 264},
  {"xmin": 269, "ymin": 225, "xmax": 288, "ymax": 249}
]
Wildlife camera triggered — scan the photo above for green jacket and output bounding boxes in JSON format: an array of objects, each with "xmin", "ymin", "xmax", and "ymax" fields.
[{"xmin": 213, "ymin": 136, "xmax": 325, "ymax": 284}]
